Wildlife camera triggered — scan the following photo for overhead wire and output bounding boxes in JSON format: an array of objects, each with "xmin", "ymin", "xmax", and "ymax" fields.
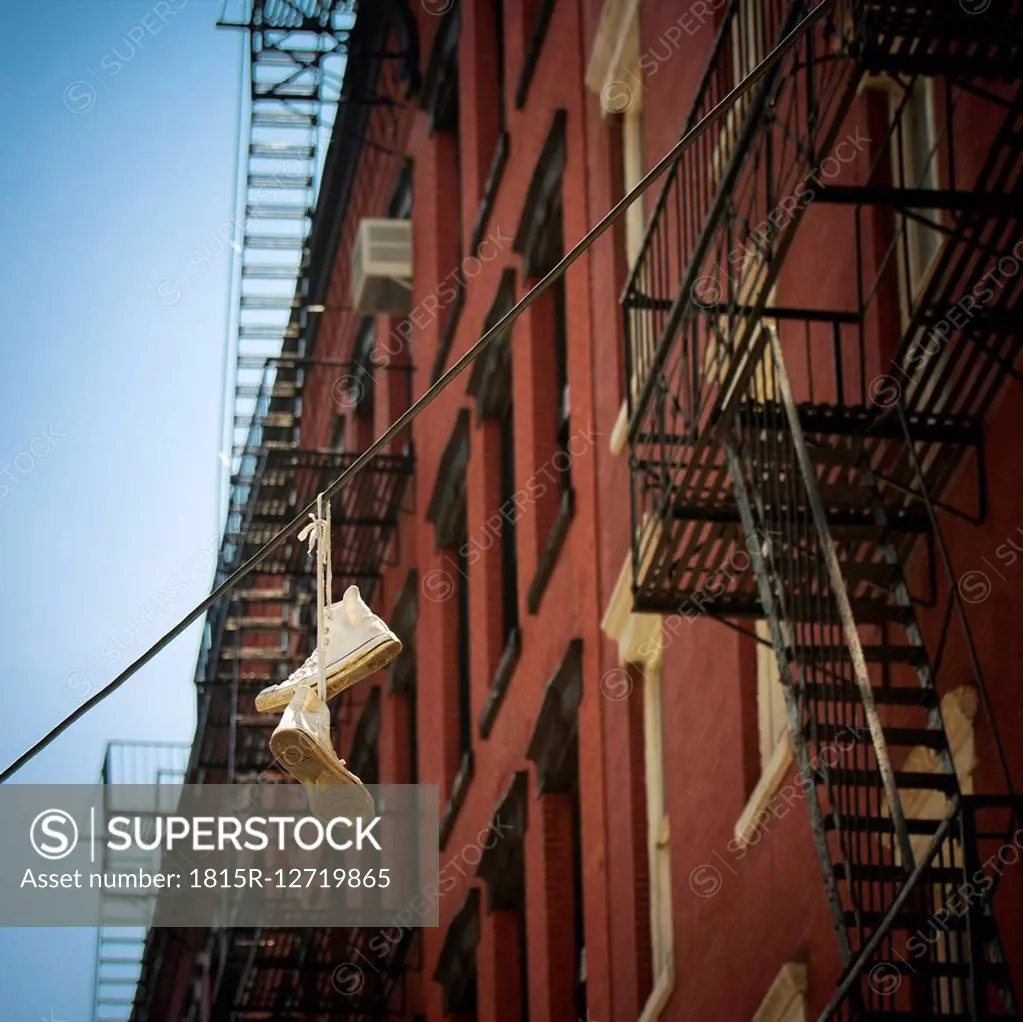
[{"xmin": 0, "ymin": 0, "xmax": 835, "ymax": 783}]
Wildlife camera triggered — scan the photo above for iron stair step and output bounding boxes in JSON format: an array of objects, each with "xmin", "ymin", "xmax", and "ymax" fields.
[
  {"xmin": 830, "ymin": 520, "xmax": 928, "ymax": 541},
  {"xmin": 804, "ymin": 684, "xmax": 936, "ymax": 708},
  {"xmin": 824, "ymin": 812, "xmax": 948, "ymax": 835},
  {"xmin": 804, "ymin": 443, "xmax": 860, "ymax": 467},
  {"xmin": 247, "ymin": 174, "xmax": 313, "ymax": 189},
  {"xmin": 823, "ymin": 769, "xmax": 958, "ymax": 794},
  {"xmin": 254, "ymin": 50, "xmax": 322, "ymax": 66},
  {"xmin": 859, "ymin": 1014, "xmax": 969, "ymax": 1022},
  {"xmin": 839, "ymin": 560, "xmax": 900, "ymax": 586},
  {"xmin": 808, "ymin": 723, "xmax": 948, "ymax": 750},
  {"xmin": 834, "ymin": 862, "xmax": 962, "ymax": 884},
  {"xmin": 233, "ymin": 411, "xmax": 295, "ymax": 426},
  {"xmin": 238, "ymin": 325, "xmax": 300, "ymax": 341},
  {"xmin": 863, "ymin": 958, "xmax": 1010, "ymax": 984},
  {"xmin": 857, "ymin": 1012, "xmax": 971, "ymax": 1021},
  {"xmin": 843, "ymin": 909, "xmax": 995, "ymax": 935},
  {"xmin": 815, "ymin": 484, "xmax": 876, "ymax": 504},
  {"xmin": 252, "ymin": 85, "xmax": 320, "ymax": 100},
  {"xmin": 239, "ymin": 295, "xmax": 303, "ymax": 309},
  {"xmin": 233, "ymin": 715, "xmax": 276, "ymax": 728},
  {"xmin": 792, "ymin": 644, "xmax": 927, "ymax": 665},
  {"xmin": 250, "ymin": 109, "xmax": 314, "ymax": 125},
  {"xmin": 248, "ymin": 142, "xmax": 315, "ymax": 159},
  {"xmin": 243, "ymin": 235, "xmax": 307, "ymax": 250},
  {"xmin": 244, "ymin": 203, "xmax": 310, "ymax": 219},
  {"xmin": 814, "ymin": 185, "xmax": 1020, "ymax": 217},
  {"xmin": 751, "ymin": 509, "xmax": 929, "ymax": 534},
  {"xmin": 224, "ymin": 618, "xmax": 295, "ymax": 631},
  {"xmin": 213, "ymin": 673, "xmax": 285, "ymax": 684},
  {"xmin": 793, "ymin": 405, "xmax": 981, "ymax": 445},
  {"xmin": 846, "ymin": 600, "xmax": 914, "ymax": 626},
  {"xmin": 241, "ymin": 265, "xmax": 304, "ymax": 279},
  {"xmin": 219, "ymin": 648, "xmax": 290, "ymax": 661}
]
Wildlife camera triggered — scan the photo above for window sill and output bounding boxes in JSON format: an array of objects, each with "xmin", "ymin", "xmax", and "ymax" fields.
[
  {"xmin": 638, "ymin": 965, "xmax": 675, "ymax": 1022},
  {"xmin": 440, "ymin": 750, "xmax": 474, "ymax": 850},
  {"xmin": 733, "ymin": 735, "xmax": 794, "ymax": 849},
  {"xmin": 478, "ymin": 627, "xmax": 522, "ymax": 739},
  {"xmin": 526, "ymin": 487, "xmax": 575, "ymax": 614}
]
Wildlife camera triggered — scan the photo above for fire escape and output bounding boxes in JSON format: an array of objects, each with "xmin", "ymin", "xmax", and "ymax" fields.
[
  {"xmin": 624, "ymin": 1, "xmax": 1023, "ymax": 1017},
  {"xmin": 104, "ymin": 2, "xmax": 421, "ymax": 1019},
  {"xmin": 92, "ymin": 741, "xmax": 189, "ymax": 1022}
]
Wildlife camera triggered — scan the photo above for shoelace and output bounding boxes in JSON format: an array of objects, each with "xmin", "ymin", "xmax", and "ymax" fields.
[{"xmin": 302, "ymin": 495, "xmax": 332, "ymax": 704}]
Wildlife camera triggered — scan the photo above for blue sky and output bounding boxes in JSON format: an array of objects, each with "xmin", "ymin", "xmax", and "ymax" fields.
[{"xmin": 0, "ymin": 1, "xmax": 241, "ymax": 1017}]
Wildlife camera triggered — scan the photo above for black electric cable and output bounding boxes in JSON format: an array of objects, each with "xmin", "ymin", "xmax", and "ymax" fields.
[{"xmin": 0, "ymin": 0, "xmax": 835, "ymax": 783}]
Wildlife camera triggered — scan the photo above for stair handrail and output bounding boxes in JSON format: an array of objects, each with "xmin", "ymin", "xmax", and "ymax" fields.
[
  {"xmin": 890, "ymin": 401, "xmax": 1016, "ymax": 800},
  {"xmin": 623, "ymin": 0, "xmax": 814, "ymax": 436},
  {"xmin": 817, "ymin": 795, "xmax": 961, "ymax": 1020},
  {"xmin": 195, "ymin": 360, "xmax": 278, "ymax": 691}
]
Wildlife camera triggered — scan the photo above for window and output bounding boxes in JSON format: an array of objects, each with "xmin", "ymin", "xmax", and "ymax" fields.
[
  {"xmin": 467, "ymin": 272, "xmax": 519, "ymax": 645},
  {"xmin": 476, "ymin": 774, "xmax": 529, "ymax": 1022},
  {"xmin": 434, "ymin": 888, "xmax": 480, "ymax": 1019},
  {"xmin": 623, "ymin": 107, "xmax": 645, "ymax": 269},
  {"xmin": 600, "ymin": 559, "xmax": 676, "ymax": 1019},
  {"xmin": 570, "ymin": 777, "xmax": 587, "ymax": 1019},
  {"xmin": 892, "ymin": 76, "xmax": 942, "ymax": 305},
  {"xmin": 734, "ymin": 617, "xmax": 795, "ymax": 849},
  {"xmin": 426, "ymin": 410, "xmax": 473, "ymax": 824},
  {"xmin": 422, "ymin": 8, "xmax": 465, "ymax": 377},
  {"xmin": 389, "ymin": 571, "xmax": 419, "ymax": 784},
  {"xmin": 641, "ymin": 660, "xmax": 673, "ymax": 987},
  {"xmin": 469, "ymin": 273, "xmax": 521, "ymax": 733},
  {"xmin": 350, "ymin": 687, "xmax": 381, "ymax": 786},
  {"xmin": 433, "ymin": 19, "xmax": 462, "ymax": 266},
  {"xmin": 514, "ymin": 111, "xmax": 574, "ymax": 612},
  {"xmin": 525, "ymin": 641, "xmax": 586, "ymax": 1020},
  {"xmin": 551, "ymin": 257, "xmax": 571, "ymax": 495},
  {"xmin": 389, "ymin": 159, "xmax": 413, "ymax": 219},
  {"xmin": 585, "ymin": 0, "xmax": 646, "ymax": 274},
  {"xmin": 456, "ymin": 538, "xmax": 471, "ymax": 758},
  {"xmin": 408, "ymin": 680, "xmax": 419, "ymax": 783},
  {"xmin": 755, "ymin": 619, "xmax": 787, "ymax": 768},
  {"xmin": 524, "ymin": 182, "xmax": 572, "ymax": 495},
  {"xmin": 329, "ymin": 415, "xmax": 346, "ymax": 452},
  {"xmin": 498, "ymin": 400, "xmax": 519, "ymax": 639},
  {"xmin": 351, "ymin": 318, "xmax": 376, "ymax": 450},
  {"xmin": 494, "ymin": 0, "xmax": 507, "ymax": 133}
]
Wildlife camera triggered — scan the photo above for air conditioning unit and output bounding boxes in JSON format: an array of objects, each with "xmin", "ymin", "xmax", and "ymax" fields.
[{"xmin": 351, "ymin": 218, "xmax": 412, "ymax": 316}]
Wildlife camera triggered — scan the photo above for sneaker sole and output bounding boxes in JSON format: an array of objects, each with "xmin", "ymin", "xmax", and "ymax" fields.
[
  {"xmin": 268, "ymin": 730, "xmax": 374, "ymax": 817},
  {"xmin": 254, "ymin": 634, "xmax": 402, "ymax": 713}
]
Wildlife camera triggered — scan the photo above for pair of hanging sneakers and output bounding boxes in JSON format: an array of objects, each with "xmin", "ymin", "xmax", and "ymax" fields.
[{"xmin": 257, "ymin": 585, "xmax": 402, "ymax": 818}]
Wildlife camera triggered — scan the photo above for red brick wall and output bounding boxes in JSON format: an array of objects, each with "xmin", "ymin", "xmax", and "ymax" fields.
[{"xmin": 289, "ymin": 1, "xmax": 1023, "ymax": 1019}]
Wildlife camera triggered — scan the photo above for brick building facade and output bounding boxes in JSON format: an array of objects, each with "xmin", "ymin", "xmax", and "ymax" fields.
[{"xmin": 125, "ymin": 1, "xmax": 1023, "ymax": 1020}]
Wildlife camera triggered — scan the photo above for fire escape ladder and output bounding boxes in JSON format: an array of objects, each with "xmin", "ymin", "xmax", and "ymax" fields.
[
  {"xmin": 725, "ymin": 328, "xmax": 1019, "ymax": 1019},
  {"xmin": 616, "ymin": 0, "xmax": 1023, "ymax": 1018}
]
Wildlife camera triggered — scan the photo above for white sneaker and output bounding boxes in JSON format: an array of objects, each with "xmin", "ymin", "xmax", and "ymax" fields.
[
  {"xmin": 269, "ymin": 685, "xmax": 375, "ymax": 819},
  {"xmin": 255, "ymin": 585, "xmax": 401, "ymax": 712}
]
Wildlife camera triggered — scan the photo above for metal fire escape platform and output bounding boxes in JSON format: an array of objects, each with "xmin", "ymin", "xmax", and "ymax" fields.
[
  {"xmin": 194, "ymin": 355, "xmax": 412, "ymax": 788},
  {"xmin": 91, "ymin": 741, "xmax": 189, "ymax": 1022},
  {"xmin": 624, "ymin": 0, "xmax": 1023, "ymax": 1017}
]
